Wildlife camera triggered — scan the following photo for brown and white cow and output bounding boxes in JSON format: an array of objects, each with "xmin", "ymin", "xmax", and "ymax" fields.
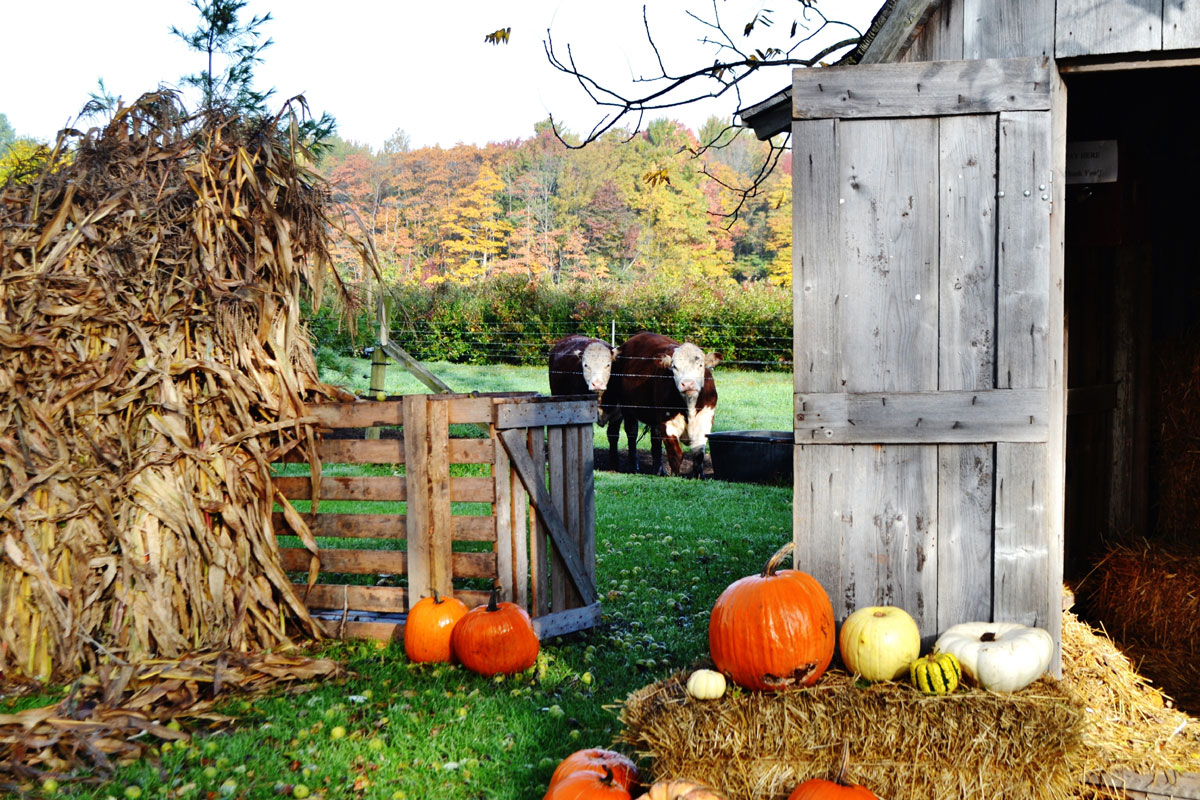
[
  {"xmin": 602, "ymin": 331, "xmax": 718, "ymax": 477},
  {"xmin": 547, "ymin": 334, "xmax": 618, "ymax": 424}
]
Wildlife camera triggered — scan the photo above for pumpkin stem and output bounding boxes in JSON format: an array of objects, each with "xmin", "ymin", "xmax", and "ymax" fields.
[
  {"xmin": 835, "ymin": 740, "xmax": 851, "ymax": 785},
  {"xmin": 761, "ymin": 541, "xmax": 796, "ymax": 578},
  {"xmin": 432, "ymin": 588, "xmax": 442, "ymax": 605},
  {"xmin": 980, "ymin": 631, "xmax": 997, "ymax": 642},
  {"xmin": 487, "ymin": 585, "xmax": 500, "ymax": 612},
  {"xmin": 599, "ymin": 765, "xmax": 615, "ymax": 786}
]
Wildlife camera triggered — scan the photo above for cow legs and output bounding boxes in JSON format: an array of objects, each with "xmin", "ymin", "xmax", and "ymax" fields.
[
  {"xmin": 687, "ymin": 445, "xmax": 706, "ymax": 478},
  {"xmin": 662, "ymin": 436, "xmax": 685, "ymax": 476},
  {"xmin": 606, "ymin": 415, "xmax": 623, "ymax": 471},
  {"xmin": 623, "ymin": 415, "xmax": 640, "ymax": 473}
]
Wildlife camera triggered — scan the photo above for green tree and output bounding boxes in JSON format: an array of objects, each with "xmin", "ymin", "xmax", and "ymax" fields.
[{"xmin": 0, "ymin": 113, "xmax": 15, "ymax": 155}]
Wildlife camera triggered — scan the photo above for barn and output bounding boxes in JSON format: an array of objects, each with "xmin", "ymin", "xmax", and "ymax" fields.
[{"xmin": 739, "ymin": 0, "xmax": 1200, "ymax": 672}]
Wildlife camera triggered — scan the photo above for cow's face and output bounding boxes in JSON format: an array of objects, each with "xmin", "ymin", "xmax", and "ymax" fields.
[
  {"xmin": 579, "ymin": 341, "xmax": 614, "ymax": 393},
  {"xmin": 663, "ymin": 342, "xmax": 708, "ymax": 398}
]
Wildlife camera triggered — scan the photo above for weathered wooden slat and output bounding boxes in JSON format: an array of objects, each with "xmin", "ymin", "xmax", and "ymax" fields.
[
  {"xmin": 427, "ymin": 397, "xmax": 454, "ymax": 596},
  {"xmin": 794, "ymin": 390, "xmax": 1049, "ymax": 443},
  {"xmin": 498, "ymin": 428, "xmax": 597, "ymax": 607},
  {"xmin": 936, "ymin": 110, "xmax": 997, "ymax": 634},
  {"xmin": 273, "ymin": 512, "xmax": 492, "ymax": 541},
  {"xmin": 792, "ymin": 117, "xmax": 841, "ymax": 394},
  {"xmin": 379, "ymin": 339, "xmax": 454, "ymax": 394},
  {"xmin": 513, "ymin": 431, "xmax": 532, "ymax": 612},
  {"xmin": 1165, "ymin": 1, "xmax": 1200, "ymax": 49},
  {"xmin": 273, "ymin": 476, "xmax": 407, "ymax": 502},
  {"xmin": 1087, "ymin": 769, "xmax": 1200, "ymax": 799},
  {"xmin": 297, "ymin": 584, "xmax": 409, "ymax": 613},
  {"xmin": 493, "ymin": 425, "xmax": 516, "ymax": 605},
  {"xmin": 1056, "ymin": 0, "xmax": 1162, "ymax": 58},
  {"xmin": 281, "ymin": 437, "xmax": 492, "ymax": 465},
  {"xmin": 310, "ymin": 400, "xmax": 403, "ymax": 429},
  {"xmin": 313, "ymin": 618, "xmax": 403, "ymax": 641},
  {"xmin": 792, "ymin": 58, "xmax": 1052, "ymax": 120},
  {"xmin": 280, "ymin": 548, "xmax": 495, "ymax": 578},
  {"xmin": 443, "ymin": 395, "xmax": 496, "ymax": 425},
  {"xmin": 859, "ymin": 0, "xmax": 942, "ymax": 64},
  {"xmin": 963, "ymin": 0, "xmax": 1054, "ymax": 59},
  {"xmin": 529, "ymin": 427, "xmax": 549, "ymax": 617},
  {"xmin": 549, "ymin": 426, "xmax": 569, "ymax": 612},
  {"xmin": 531, "ymin": 602, "xmax": 602, "ymax": 639},
  {"xmin": 495, "ymin": 397, "xmax": 596, "ymax": 430},
  {"xmin": 578, "ymin": 425, "xmax": 596, "ymax": 610},
  {"xmin": 404, "ymin": 395, "xmax": 432, "ymax": 600},
  {"xmin": 901, "ymin": 0, "xmax": 964, "ymax": 63}
]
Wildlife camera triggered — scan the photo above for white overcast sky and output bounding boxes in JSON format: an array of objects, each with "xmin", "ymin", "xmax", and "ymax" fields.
[{"xmin": 1, "ymin": 1, "xmax": 883, "ymax": 151}]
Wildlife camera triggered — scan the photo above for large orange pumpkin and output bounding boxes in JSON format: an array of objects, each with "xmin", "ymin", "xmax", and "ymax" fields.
[
  {"xmin": 708, "ymin": 542, "xmax": 835, "ymax": 691},
  {"xmin": 548, "ymin": 749, "xmax": 640, "ymax": 791},
  {"xmin": 787, "ymin": 743, "xmax": 878, "ymax": 800},
  {"xmin": 450, "ymin": 586, "xmax": 540, "ymax": 676},
  {"xmin": 404, "ymin": 589, "xmax": 469, "ymax": 663},
  {"xmin": 544, "ymin": 766, "xmax": 632, "ymax": 800}
]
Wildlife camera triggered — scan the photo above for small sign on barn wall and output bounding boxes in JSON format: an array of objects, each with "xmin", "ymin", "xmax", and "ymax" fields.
[{"xmin": 1066, "ymin": 140, "xmax": 1118, "ymax": 184}]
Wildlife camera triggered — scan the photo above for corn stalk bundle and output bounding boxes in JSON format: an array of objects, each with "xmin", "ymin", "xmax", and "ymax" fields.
[{"xmin": 0, "ymin": 92, "xmax": 360, "ymax": 682}]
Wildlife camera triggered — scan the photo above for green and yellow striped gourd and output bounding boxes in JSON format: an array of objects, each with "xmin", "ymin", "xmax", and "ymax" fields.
[{"xmin": 910, "ymin": 652, "xmax": 962, "ymax": 695}]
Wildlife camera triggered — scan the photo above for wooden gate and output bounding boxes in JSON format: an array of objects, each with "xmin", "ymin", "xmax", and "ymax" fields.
[
  {"xmin": 790, "ymin": 57, "xmax": 1068, "ymax": 669},
  {"xmin": 272, "ymin": 393, "xmax": 600, "ymax": 640}
]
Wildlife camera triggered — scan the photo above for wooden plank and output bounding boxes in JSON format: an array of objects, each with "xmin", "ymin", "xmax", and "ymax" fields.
[
  {"xmin": 403, "ymin": 395, "xmax": 431, "ymax": 602},
  {"xmin": 792, "ymin": 58, "xmax": 1052, "ymax": 120},
  {"xmin": 564, "ymin": 426, "xmax": 584, "ymax": 609},
  {"xmin": 281, "ymin": 436, "xmax": 491, "ymax": 465},
  {"xmin": 498, "ymin": 428, "xmax": 597, "ymax": 606},
  {"xmin": 1088, "ymin": 770, "xmax": 1200, "ymax": 800},
  {"xmin": 495, "ymin": 397, "xmax": 596, "ymax": 430},
  {"xmin": 838, "ymin": 117, "xmax": 939, "ymax": 394},
  {"xmin": 859, "ymin": 0, "xmax": 942, "ymax": 64},
  {"xmin": 1056, "ymin": 0, "xmax": 1162, "ymax": 57},
  {"xmin": 1165, "ymin": 1, "xmax": 1200, "ymax": 49},
  {"xmin": 548, "ymin": 426, "xmax": 569, "ymax": 612},
  {"xmin": 995, "ymin": 109, "xmax": 1055, "ymax": 644},
  {"xmin": 1061, "ymin": 54, "xmax": 1200, "ymax": 72},
  {"xmin": 427, "ymin": 397, "xmax": 454, "ymax": 597},
  {"xmin": 310, "ymin": 400, "xmax": 403, "ymax": 429},
  {"xmin": 794, "ymin": 445, "xmax": 850, "ymax": 620},
  {"xmin": 314, "ymin": 618, "xmax": 403, "ymax": 641},
  {"xmin": 273, "ymin": 512, "xmax": 492, "ymax": 541},
  {"xmin": 273, "ymin": 475, "xmax": 408, "ymax": 502},
  {"xmin": 963, "ymin": 0, "xmax": 1054, "ymax": 59},
  {"xmin": 513, "ymin": 431, "xmax": 531, "ymax": 611},
  {"xmin": 532, "ymin": 602, "xmax": 602, "ymax": 639},
  {"xmin": 937, "ymin": 110, "xmax": 997, "ymax": 634},
  {"xmin": 297, "ymin": 584, "xmax": 409, "ymax": 614},
  {"xmin": 792, "ymin": 118, "xmax": 841, "ymax": 394},
  {"xmin": 279, "ymin": 548, "xmax": 495, "ymax": 578},
  {"xmin": 902, "ymin": 0, "xmax": 964, "ymax": 62},
  {"xmin": 529, "ymin": 427, "xmax": 549, "ymax": 616},
  {"xmin": 444, "ymin": 395, "xmax": 496, "ymax": 425},
  {"xmin": 379, "ymin": 339, "xmax": 454, "ymax": 394},
  {"xmin": 794, "ymin": 390, "xmax": 1048, "ymax": 443},
  {"xmin": 579, "ymin": 425, "xmax": 596, "ymax": 612},
  {"xmin": 493, "ymin": 422, "xmax": 516, "ymax": 605}
]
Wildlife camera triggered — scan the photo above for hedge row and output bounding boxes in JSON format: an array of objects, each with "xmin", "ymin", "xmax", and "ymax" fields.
[{"xmin": 308, "ymin": 276, "xmax": 793, "ymax": 371}]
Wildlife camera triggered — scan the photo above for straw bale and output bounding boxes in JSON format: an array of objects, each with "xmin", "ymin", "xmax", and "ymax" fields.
[
  {"xmin": 1075, "ymin": 541, "xmax": 1200, "ymax": 647},
  {"xmin": 618, "ymin": 608, "xmax": 1200, "ymax": 800},
  {"xmin": 1151, "ymin": 334, "xmax": 1200, "ymax": 542},
  {"xmin": 0, "ymin": 93, "xmax": 364, "ymax": 683}
]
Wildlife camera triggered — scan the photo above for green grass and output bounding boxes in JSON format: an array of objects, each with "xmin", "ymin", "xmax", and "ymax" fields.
[{"xmin": 1, "ymin": 363, "xmax": 796, "ymax": 799}]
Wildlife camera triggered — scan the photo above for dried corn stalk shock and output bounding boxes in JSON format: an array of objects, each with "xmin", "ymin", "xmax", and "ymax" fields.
[{"xmin": 0, "ymin": 94, "xmax": 367, "ymax": 694}]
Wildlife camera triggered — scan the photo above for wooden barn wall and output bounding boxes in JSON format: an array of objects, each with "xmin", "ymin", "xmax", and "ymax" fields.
[{"xmin": 900, "ymin": 0, "xmax": 1200, "ymax": 62}]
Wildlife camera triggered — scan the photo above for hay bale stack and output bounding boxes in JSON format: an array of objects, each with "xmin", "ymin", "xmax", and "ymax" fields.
[
  {"xmin": 0, "ymin": 93, "xmax": 357, "ymax": 682},
  {"xmin": 1152, "ymin": 333, "xmax": 1200, "ymax": 543},
  {"xmin": 619, "ymin": 608, "xmax": 1200, "ymax": 800},
  {"xmin": 619, "ymin": 671, "xmax": 1086, "ymax": 800}
]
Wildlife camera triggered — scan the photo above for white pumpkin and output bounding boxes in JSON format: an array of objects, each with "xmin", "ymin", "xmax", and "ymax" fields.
[
  {"xmin": 685, "ymin": 668, "xmax": 727, "ymax": 700},
  {"xmin": 934, "ymin": 622, "xmax": 1054, "ymax": 693}
]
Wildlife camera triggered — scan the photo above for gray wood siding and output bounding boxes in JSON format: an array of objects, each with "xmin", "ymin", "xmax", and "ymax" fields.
[
  {"xmin": 964, "ymin": 0, "xmax": 1054, "ymax": 59},
  {"xmin": 1165, "ymin": 0, "xmax": 1200, "ymax": 48},
  {"xmin": 1056, "ymin": 0, "xmax": 1162, "ymax": 56},
  {"xmin": 791, "ymin": 58, "xmax": 1065, "ymax": 667}
]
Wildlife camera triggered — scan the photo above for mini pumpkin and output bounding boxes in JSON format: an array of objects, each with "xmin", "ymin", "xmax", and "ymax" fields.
[
  {"xmin": 549, "ymin": 749, "xmax": 640, "ymax": 792},
  {"xmin": 838, "ymin": 605, "xmax": 921, "ymax": 682},
  {"xmin": 685, "ymin": 669, "xmax": 726, "ymax": 700},
  {"xmin": 450, "ymin": 586, "xmax": 540, "ymax": 676},
  {"xmin": 544, "ymin": 766, "xmax": 632, "ymax": 800},
  {"xmin": 934, "ymin": 621, "xmax": 1053, "ymax": 692},
  {"xmin": 709, "ymin": 542, "xmax": 835, "ymax": 691},
  {"xmin": 403, "ymin": 589, "xmax": 469, "ymax": 663},
  {"xmin": 910, "ymin": 652, "xmax": 961, "ymax": 695}
]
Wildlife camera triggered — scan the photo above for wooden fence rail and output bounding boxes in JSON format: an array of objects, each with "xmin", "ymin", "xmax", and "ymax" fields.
[{"xmin": 273, "ymin": 392, "xmax": 600, "ymax": 641}]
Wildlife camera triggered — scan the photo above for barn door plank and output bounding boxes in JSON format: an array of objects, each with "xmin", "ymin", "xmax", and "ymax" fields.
[
  {"xmin": 995, "ymin": 109, "xmax": 1055, "ymax": 638},
  {"xmin": 403, "ymin": 395, "xmax": 431, "ymax": 607},
  {"xmin": 427, "ymin": 397, "xmax": 453, "ymax": 597},
  {"xmin": 937, "ymin": 112, "xmax": 998, "ymax": 630},
  {"xmin": 963, "ymin": 0, "xmax": 1054, "ymax": 59}
]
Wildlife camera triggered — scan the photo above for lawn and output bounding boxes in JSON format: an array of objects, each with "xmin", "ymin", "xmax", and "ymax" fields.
[{"xmin": 0, "ymin": 361, "xmax": 797, "ymax": 800}]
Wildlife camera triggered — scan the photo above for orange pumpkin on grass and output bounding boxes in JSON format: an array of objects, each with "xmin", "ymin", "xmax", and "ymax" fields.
[
  {"xmin": 450, "ymin": 586, "xmax": 539, "ymax": 676},
  {"xmin": 403, "ymin": 589, "xmax": 468, "ymax": 663},
  {"xmin": 548, "ymin": 749, "xmax": 640, "ymax": 792}
]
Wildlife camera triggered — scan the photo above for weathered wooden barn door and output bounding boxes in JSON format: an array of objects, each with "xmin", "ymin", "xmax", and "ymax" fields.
[{"xmin": 790, "ymin": 58, "xmax": 1067, "ymax": 667}]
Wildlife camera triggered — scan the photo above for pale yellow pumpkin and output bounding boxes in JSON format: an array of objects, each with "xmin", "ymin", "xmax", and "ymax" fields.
[
  {"xmin": 685, "ymin": 669, "xmax": 726, "ymax": 700},
  {"xmin": 838, "ymin": 605, "xmax": 921, "ymax": 681}
]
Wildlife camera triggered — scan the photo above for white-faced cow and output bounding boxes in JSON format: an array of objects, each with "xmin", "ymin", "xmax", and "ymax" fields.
[
  {"xmin": 602, "ymin": 331, "xmax": 718, "ymax": 477},
  {"xmin": 547, "ymin": 335, "xmax": 618, "ymax": 424}
]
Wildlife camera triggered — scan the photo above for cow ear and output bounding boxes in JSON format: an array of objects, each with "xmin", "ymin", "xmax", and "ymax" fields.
[
  {"xmin": 658, "ymin": 352, "xmax": 675, "ymax": 368},
  {"xmin": 706, "ymin": 351, "xmax": 722, "ymax": 368},
  {"xmin": 572, "ymin": 349, "xmax": 583, "ymax": 358},
  {"xmin": 611, "ymin": 347, "xmax": 620, "ymax": 359}
]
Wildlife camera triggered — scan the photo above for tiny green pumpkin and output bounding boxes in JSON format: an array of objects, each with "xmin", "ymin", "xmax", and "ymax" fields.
[{"xmin": 910, "ymin": 652, "xmax": 962, "ymax": 695}]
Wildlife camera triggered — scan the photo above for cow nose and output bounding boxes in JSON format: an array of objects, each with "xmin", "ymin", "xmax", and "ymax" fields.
[
  {"xmin": 590, "ymin": 378, "xmax": 605, "ymax": 390},
  {"xmin": 680, "ymin": 380, "xmax": 698, "ymax": 395}
]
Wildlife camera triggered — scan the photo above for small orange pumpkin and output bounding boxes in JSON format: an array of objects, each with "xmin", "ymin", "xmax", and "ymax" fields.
[
  {"xmin": 549, "ymin": 749, "xmax": 640, "ymax": 792},
  {"xmin": 404, "ymin": 589, "xmax": 469, "ymax": 663},
  {"xmin": 450, "ymin": 586, "xmax": 539, "ymax": 676},
  {"xmin": 709, "ymin": 542, "xmax": 835, "ymax": 691},
  {"xmin": 544, "ymin": 766, "xmax": 632, "ymax": 800},
  {"xmin": 787, "ymin": 743, "xmax": 878, "ymax": 800}
]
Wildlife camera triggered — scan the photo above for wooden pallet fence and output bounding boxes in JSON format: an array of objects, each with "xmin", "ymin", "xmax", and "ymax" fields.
[{"xmin": 272, "ymin": 392, "xmax": 600, "ymax": 642}]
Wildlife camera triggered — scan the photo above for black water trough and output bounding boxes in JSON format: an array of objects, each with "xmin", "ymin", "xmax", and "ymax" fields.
[{"xmin": 707, "ymin": 430, "xmax": 793, "ymax": 485}]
